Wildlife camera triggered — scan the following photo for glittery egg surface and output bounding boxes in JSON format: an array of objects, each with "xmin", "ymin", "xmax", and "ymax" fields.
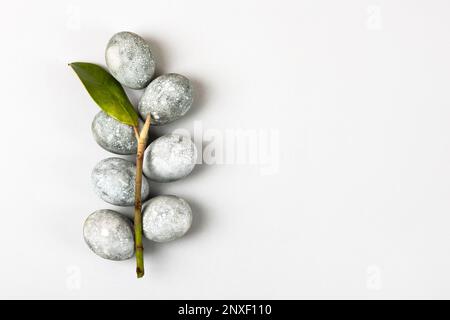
[
  {"xmin": 91, "ymin": 157, "xmax": 150, "ymax": 206},
  {"xmin": 83, "ymin": 209, "xmax": 135, "ymax": 261},
  {"xmin": 142, "ymin": 195, "xmax": 193, "ymax": 242},
  {"xmin": 105, "ymin": 31, "xmax": 155, "ymax": 89},
  {"xmin": 143, "ymin": 134, "xmax": 197, "ymax": 182},
  {"xmin": 138, "ymin": 73, "xmax": 193, "ymax": 125},
  {"xmin": 91, "ymin": 111, "xmax": 139, "ymax": 155}
]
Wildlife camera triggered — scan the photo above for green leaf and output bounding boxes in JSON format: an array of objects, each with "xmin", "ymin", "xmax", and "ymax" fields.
[{"xmin": 69, "ymin": 62, "xmax": 139, "ymax": 126}]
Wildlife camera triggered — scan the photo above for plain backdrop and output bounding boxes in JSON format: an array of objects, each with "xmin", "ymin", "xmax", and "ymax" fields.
[{"xmin": 1, "ymin": 0, "xmax": 450, "ymax": 299}]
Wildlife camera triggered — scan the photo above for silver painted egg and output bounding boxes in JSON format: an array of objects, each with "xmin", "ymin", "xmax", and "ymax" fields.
[
  {"xmin": 143, "ymin": 134, "xmax": 197, "ymax": 182},
  {"xmin": 91, "ymin": 157, "xmax": 150, "ymax": 206},
  {"xmin": 91, "ymin": 111, "xmax": 139, "ymax": 155},
  {"xmin": 83, "ymin": 209, "xmax": 134, "ymax": 261},
  {"xmin": 142, "ymin": 195, "xmax": 193, "ymax": 242},
  {"xmin": 105, "ymin": 31, "xmax": 155, "ymax": 89},
  {"xmin": 138, "ymin": 73, "xmax": 193, "ymax": 125}
]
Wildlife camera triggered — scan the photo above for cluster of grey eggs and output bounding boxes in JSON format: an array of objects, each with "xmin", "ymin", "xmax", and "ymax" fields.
[{"xmin": 84, "ymin": 31, "xmax": 197, "ymax": 261}]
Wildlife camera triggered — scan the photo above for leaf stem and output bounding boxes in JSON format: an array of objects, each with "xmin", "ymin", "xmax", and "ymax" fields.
[{"xmin": 134, "ymin": 114, "xmax": 151, "ymax": 278}]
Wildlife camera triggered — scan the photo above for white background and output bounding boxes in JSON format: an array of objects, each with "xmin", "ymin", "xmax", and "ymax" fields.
[{"xmin": 1, "ymin": 0, "xmax": 450, "ymax": 299}]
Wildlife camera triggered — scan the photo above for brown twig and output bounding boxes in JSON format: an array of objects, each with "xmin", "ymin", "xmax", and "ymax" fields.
[
  {"xmin": 133, "ymin": 114, "xmax": 151, "ymax": 278},
  {"xmin": 133, "ymin": 126, "xmax": 140, "ymax": 141}
]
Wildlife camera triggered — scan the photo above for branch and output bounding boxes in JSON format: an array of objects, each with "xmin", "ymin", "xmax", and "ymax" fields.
[{"xmin": 133, "ymin": 114, "xmax": 151, "ymax": 278}]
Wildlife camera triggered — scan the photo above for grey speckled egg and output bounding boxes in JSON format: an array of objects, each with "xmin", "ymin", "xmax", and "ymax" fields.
[
  {"xmin": 105, "ymin": 31, "xmax": 155, "ymax": 89},
  {"xmin": 83, "ymin": 209, "xmax": 134, "ymax": 261},
  {"xmin": 143, "ymin": 195, "xmax": 193, "ymax": 242},
  {"xmin": 91, "ymin": 111, "xmax": 139, "ymax": 155},
  {"xmin": 143, "ymin": 134, "xmax": 197, "ymax": 182},
  {"xmin": 138, "ymin": 73, "xmax": 193, "ymax": 125},
  {"xmin": 92, "ymin": 157, "xmax": 150, "ymax": 206}
]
